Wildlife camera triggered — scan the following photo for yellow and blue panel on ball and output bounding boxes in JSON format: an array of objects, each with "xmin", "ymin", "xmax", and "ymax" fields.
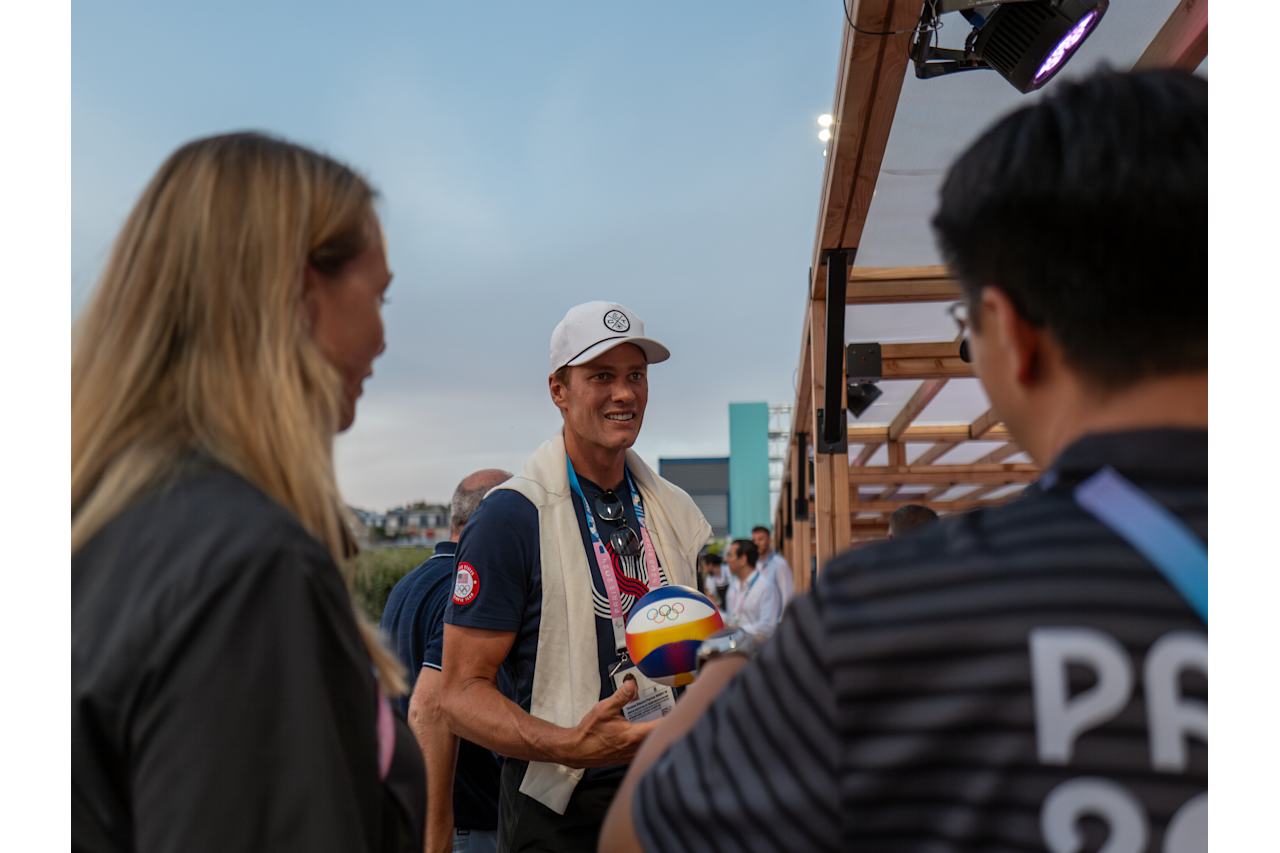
[{"xmin": 625, "ymin": 585, "xmax": 724, "ymax": 687}]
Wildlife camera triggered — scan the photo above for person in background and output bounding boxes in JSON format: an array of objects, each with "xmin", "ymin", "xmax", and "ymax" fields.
[
  {"xmin": 887, "ymin": 503, "xmax": 939, "ymax": 539},
  {"xmin": 723, "ymin": 539, "xmax": 781, "ymax": 640},
  {"xmin": 698, "ymin": 552, "xmax": 730, "ymax": 611},
  {"xmin": 381, "ymin": 469, "xmax": 511, "ymax": 853},
  {"xmin": 751, "ymin": 525, "xmax": 793, "ymax": 608},
  {"xmin": 439, "ymin": 302, "xmax": 711, "ymax": 852},
  {"xmin": 72, "ymin": 132, "xmax": 424, "ymax": 852},
  {"xmin": 602, "ymin": 68, "xmax": 1207, "ymax": 852},
  {"xmin": 382, "ymin": 470, "xmax": 511, "ymax": 715}
]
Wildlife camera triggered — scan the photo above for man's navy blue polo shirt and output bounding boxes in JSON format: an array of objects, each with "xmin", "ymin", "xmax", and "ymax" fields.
[{"xmin": 380, "ymin": 541, "xmax": 500, "ymax": 832}]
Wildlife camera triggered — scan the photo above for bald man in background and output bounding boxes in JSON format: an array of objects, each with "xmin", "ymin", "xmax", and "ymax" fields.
[{"xmin": 381, "ymin": 468, "xmax": 512, "ymax": 853}]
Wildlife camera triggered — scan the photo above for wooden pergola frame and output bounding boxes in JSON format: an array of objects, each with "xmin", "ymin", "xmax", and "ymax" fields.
[{"xmin": 774, "ymin": 0, "xmax": 1207, "ymax": 590}]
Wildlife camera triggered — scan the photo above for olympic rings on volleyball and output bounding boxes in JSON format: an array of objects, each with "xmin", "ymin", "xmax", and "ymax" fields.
[{"xmin": 645, "ymin": 602, "xmax": 687, "ymax": 624}]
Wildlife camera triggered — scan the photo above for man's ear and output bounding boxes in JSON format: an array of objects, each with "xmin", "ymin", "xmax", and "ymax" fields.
[
  {"xmin": 982, "ymin": 286, "xmax": 1043, "ymax": 388},
  {"xmin": 549, "ymin": 372, "xmax": 568, "ymax": 412}
]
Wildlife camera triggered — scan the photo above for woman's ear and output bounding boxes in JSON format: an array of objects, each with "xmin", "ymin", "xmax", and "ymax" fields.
[{"xmin": 301, "ymin": 263, "xmax": 323, "ymax": 331}]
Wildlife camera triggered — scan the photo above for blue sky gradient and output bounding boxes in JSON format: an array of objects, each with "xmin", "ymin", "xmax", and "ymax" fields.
[{"xmin": 73, "ymin": 1, "xmax": 843, "ymax": 508}]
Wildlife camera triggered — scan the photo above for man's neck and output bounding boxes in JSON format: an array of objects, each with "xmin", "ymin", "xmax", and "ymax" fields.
[
  {"xmin": 1020, "ymin": 370, "xmax": 1208, "ymax": 466},
  {"xmin": 733, "ymin": 565, "xmax": 754, "ymax": 582},
  {"xmin": 564, "ymin": 430, "xmax": 627, "ymax": 489}
]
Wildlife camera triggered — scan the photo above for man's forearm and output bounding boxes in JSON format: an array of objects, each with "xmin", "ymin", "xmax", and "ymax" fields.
[
  {"xmin": 409, "ymin": 670, "xmax": 460, "ymax": 853},
  {"xmin": 442, "ymin": 677, "xmax": 578, "ymax": 765}
]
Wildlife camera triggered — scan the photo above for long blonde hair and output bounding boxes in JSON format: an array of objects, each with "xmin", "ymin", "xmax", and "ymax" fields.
[{"xmin": 72, "ymin": 132, "xmax": 405, "ymax": 694}]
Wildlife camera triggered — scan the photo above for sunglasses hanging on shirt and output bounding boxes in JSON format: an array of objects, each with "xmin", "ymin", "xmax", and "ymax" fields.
[
  {"xmin": 607, "ymin": 525, "xmax": 641, "ymax": 557},
  {"xmin": 593, "ymin": 491, "xmax": 641, "ymax": 557},
  {"xmin": 594, "ymin": 491, "xmax": 625, "ymax": 522}
]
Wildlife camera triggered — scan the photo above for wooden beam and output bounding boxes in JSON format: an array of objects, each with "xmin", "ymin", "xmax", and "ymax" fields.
[
  {"xmin": 810, "ymin": 0, "xmax": 924, "ymax": 287},
  {"xmin": 974, "ymin": 443, "xmax": 1021, "ymax": 465},
  {"xmin": 886, "ymin": 441, "xmax": 906, "ymax": 467},
  {"xmin": 880, "ymin": 341, "xmax": 973, "ymax": 379},
  {"xmin": 888, "ymin": 379, "xmax": 948, "ymax": 441},
  {"xmin": 809, "ymin": 296, "xmax": 852, "ymax": 567},
  {"xmin": 844, "ymin": 265, "xmax": 961, "ymax": 304},
  {"xmin": 848, "ymin": 423, "xmax": 1011, "ymax": 443},
  {"xmin": 848, "ymin": 463, "xmax": 1040, "ymax": 487},
  {"xmin": 970, "ymin": 408, "xmax": 1002, "ymax": 440},
  {"xmin": 1135, "ymin": 0, "xmax": 1207, "ymax": 72},
  {"xmin": 912, "ymin": 442, "xmax": 955, "ymax": 466},
  {"xmin": 921, "ymin": 484, "xmax": 951, "ymax": 501},
  {"xmin": 870, "ymin": 442, "xmax": 909, "ymax": 501},
  {"xmin": 852, "ymin": 442, "xmax": 882, "ymax": 467},
  {"xmin": 846, "ymin": 497, "xmax": 1016, "ymax": 514},
  {"xmin": 963, "ymin": 484, "xmax": 1005, "ymax": 502}
]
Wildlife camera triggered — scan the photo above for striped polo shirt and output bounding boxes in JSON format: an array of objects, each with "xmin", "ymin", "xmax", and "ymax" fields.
[{"xmin": 634, "ymin": 429, "xmax": 1207, "ymax": 852}]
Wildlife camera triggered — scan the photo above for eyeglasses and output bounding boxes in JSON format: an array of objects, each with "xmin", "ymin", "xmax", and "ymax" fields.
[{"xmin": 947, "ymin": 301, "xmax": 972, "ymax": 364}]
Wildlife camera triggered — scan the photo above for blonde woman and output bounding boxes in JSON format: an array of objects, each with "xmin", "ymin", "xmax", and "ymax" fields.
[{"xmin": 72, "ymin": 133, "xmax": 425, "ymax": 852}]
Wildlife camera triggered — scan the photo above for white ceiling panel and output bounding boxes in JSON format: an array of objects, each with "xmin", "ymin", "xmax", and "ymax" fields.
[
  {"xmin": 935, "ymin": 439, "xmax": 1007, "ymax": 465},
  {"xmin": 916, "ymin": 377, "xmax": 991, "ymax": 423},
  {"xmin": 845, "ymin": 301, "xmax": 955, "ymax": 343}
]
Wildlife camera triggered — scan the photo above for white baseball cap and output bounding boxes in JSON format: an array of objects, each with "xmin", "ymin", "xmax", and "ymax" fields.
[{"xmin": 548, "ymin": 301, "xmax": 671, "ymax": 374}]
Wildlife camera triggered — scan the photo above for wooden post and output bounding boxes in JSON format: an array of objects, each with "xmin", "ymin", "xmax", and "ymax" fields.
[{"xmin": 809, "ymin": 297, "xmax": 853, "ymax": 571}]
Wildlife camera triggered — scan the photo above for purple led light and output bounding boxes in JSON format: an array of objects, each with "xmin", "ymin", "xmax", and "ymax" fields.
[{"xmin": 1033, "ymin": 10, "xmax": 1099, "ymax": 85}]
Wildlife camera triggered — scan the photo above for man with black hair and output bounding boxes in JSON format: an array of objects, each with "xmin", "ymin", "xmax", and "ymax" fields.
[
  {"xmin": 888, "ymin": 503, "xmax": 938, "ymax": 538},
  {"xmin": 603, "ymin": 69, "xmax": 1207, "ymax": 852},
  {"xmin": 723, "ymin": 539, "xmax": 780, "ymax": 639}
]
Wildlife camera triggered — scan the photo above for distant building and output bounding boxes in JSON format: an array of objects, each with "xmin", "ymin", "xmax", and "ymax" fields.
[
  {"xmin": 658, "ymin": 457, "xmax": 730, "ymax": 538},
  {"xmin": 382, "ymin": 502, "xmax": 450, "ymax": 544},
  {"xmin": 658, "ymin": 402, "xmax": 776, "ymax": 541},
  {"xmin": 728, "ymin": 402, "xmax": 771, "ymax": 539},
  {"xmin": 351, "ymin": 508, "xmax": 386, "ymax": 531}
]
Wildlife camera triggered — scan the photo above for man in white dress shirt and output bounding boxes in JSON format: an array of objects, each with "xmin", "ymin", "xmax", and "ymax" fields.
[
  {"xmin": 751, "ymin": 526, "xmax": 793, "ymax": 609},
  {"xmin": 724, "ymin": 539, "xmax": 781, "ymax": 639}
]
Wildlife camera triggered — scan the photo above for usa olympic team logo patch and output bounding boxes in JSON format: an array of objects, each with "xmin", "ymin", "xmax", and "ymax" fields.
[
  {"xmin": 603, "ymin": 310, "xmax": 631, "ymax": 333},
  {"xmin": 452, "ymin": 562, "xmax": 480, "ymax": 605}
]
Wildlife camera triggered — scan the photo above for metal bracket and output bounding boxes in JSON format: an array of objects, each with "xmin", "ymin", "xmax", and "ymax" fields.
[
  {"xmin": 817, "ymin": 248, "xmax": 854, "ymax": 454},
  {"xmin": 817, "ymin": 409, "xmax": 848, "ymax": 454},
  {"xmin": 793, "ymin": 432, "xmax": 809, "ymax": 521}
]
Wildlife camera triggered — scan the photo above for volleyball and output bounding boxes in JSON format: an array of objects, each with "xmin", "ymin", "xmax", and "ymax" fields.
[{"xmin": 625, "ymin": 585, "xmax": 724, "ymax": 687}]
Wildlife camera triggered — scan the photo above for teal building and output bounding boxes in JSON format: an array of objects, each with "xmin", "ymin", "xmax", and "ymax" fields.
[{"xmin": 728, "ymin": 402, "xmax": 771, "ymax": 539}]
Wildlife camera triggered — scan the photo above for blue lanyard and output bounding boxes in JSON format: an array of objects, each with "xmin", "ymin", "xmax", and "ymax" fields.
[
  {"xmin": 565, "ymin": 456, "xmax": 648, "ymax": 550},
  {"xmin": 565, "ymin": 454, "xmax": 661, "ymax": 652},
  {"xmin": 1073, "ymin": 466, "xmax": 1207, "ymax": 623}
]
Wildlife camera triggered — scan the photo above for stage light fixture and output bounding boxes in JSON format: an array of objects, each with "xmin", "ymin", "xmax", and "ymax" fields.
[
  {"xmin": 847, "ymin": 382, "xmax": 883, "ymax": 419},
  {"xmin": 910, "ymin": 0, "xmax": 1108, "ymax": 94},
  {"xmin": 846, "ymin": 342, "xmax": 883, "ymax": 420}
]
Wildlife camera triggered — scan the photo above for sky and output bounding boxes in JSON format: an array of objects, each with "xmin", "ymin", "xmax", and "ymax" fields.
[
  {"xmin": 71, "ymin": 0, "xmax": 1199, "ymax": 511},
  {"xmin": 72, "ymin": 1, "xmax": 844, "ymax": 509}
]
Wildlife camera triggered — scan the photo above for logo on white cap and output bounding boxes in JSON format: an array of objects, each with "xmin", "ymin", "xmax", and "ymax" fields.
[{"xmin": 603, "ymin": 310, "xmax": 631, "ymax": 333}]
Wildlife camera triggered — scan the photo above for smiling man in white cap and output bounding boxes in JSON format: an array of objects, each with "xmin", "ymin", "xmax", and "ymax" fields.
[{"xmin": 440, "ymin": 302, "xmax": 711, "ymax": 852}]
